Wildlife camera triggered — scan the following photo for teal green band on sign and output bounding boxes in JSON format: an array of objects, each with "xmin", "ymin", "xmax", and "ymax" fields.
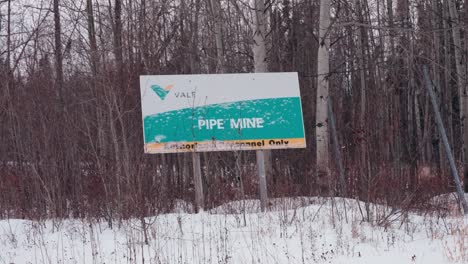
[{"xmin": 144, "ymin": 97, "xmax": 304, "ymax": 144}]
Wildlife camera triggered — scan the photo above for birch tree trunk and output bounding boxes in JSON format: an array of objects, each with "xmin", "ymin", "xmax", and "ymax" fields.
[
  {"xmin": 87, "ymin": 0, "xmax": 98, "ymax": 75},
  {"xmin": 253, "ymin": 0, "xmax": 270, "ymax": 211},
  {"xmin": 209, "ymin": 0, "xmax": 225, "ymax": 72},
  {"xmin": 208, "ymin": 0, "xmax": 225, "ymax": 190},
  {"xmin": 316, "ymin": 0, "xmax": 331, "ymax": 194},
  {"xmin": 253, "ymin": 0, "xmax": 267, "ymax": 73}
]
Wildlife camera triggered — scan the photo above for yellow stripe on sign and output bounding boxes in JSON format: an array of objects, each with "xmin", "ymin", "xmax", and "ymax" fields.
[{"xmin": 144, "ymin": 138, "xmax": 306, "ymax": 154}]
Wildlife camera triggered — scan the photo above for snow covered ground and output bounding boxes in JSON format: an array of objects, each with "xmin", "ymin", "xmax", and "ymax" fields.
[{"xmin": 1, "ymin": 196, "xmax": 467, "ymax": 264}]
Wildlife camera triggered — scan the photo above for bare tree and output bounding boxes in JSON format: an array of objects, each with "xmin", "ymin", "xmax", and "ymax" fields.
[
  {"xmin": 447, "ymin": 0, "xmax": 468, "ymax": 192},
  {"xmin": 252, "ymin": 0, "xmax": 270, "ymax": 211},
  {"xmin": 2, "ymin": 0, "xmax": 466, "ymax": 219},
  {"xmin": 54, "ymin": 0, "xmax": 63, "ymax": 101},
  {"xmin": 316, "ymin": 0, "xmax": 331, "ymax": 194},
  {"xmin": 209, "ymin": 0, "xmax": 225, "ymax": 72}
]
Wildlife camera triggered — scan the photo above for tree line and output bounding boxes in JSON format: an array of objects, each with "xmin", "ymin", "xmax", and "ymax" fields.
[{"xmin": 0, "ymin": 0, "xmax": 467, "ymax": 220}]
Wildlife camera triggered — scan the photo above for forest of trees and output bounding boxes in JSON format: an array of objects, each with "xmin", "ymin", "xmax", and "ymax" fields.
[{"xmin": 1, "ymin": 0, "xmax": 467, "ymax": 220}]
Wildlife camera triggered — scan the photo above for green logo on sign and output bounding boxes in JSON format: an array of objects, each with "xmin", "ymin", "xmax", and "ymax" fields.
[{"xmin": 151, "ymin": 84, "xmax": 174, "ymax": 100}]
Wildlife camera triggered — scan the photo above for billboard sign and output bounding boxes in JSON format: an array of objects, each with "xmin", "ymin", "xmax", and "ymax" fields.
[{"xmin": 140, "ymin": 72, "xmax": 306, "ymax": 153}]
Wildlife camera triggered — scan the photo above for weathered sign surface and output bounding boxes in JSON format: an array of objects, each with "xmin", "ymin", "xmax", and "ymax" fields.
[{"xmin": 140, "ymin": 72, "xmax": 306, "ymax": 153}]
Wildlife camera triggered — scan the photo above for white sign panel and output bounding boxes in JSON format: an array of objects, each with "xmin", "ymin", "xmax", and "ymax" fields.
[{"xmin": 140, "ymin": 72, "xmax": 306, "ymax": 153}]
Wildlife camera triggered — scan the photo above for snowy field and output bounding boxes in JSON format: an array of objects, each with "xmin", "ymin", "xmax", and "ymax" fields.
[{"xmin": 1, "ymin": 196, "xmax": 467, "ymax": 264}]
